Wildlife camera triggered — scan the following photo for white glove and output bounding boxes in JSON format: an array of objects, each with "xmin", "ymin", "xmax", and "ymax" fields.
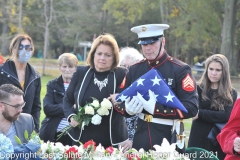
[
  {"xmin": 125, "ymin": 96, "xmax": 144, "ymax": 115},
  {"xmin": 136, "ymin": 90, "xmax": 156, "ymax": 114}
]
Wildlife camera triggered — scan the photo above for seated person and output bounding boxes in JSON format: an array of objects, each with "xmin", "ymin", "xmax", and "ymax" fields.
[{"xmin": 0, "ymin": 84, "xmax": 34, "ymax": 147}]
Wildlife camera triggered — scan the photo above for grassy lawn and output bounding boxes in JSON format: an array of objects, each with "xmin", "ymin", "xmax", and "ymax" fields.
[{"xmin": 40, "ymin": 75, "xmax": 56, "ymax": 123}]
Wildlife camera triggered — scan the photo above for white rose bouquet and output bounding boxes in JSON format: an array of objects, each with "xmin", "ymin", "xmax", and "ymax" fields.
[{"xmin": 57, "ymin": 97, "xmax": 112, "ymax": 140}]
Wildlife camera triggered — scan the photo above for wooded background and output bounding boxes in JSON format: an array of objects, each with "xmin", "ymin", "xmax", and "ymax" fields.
[{"xmin": 0, "ymin": 0, "xmax": 240, "ymax": 75}]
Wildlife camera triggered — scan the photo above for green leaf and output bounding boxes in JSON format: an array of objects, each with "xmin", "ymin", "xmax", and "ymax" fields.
[
  {"xmin": 14, "ymin": 136, "xmax": 22, "ymax": 145},
  {"xmin": 24, "ymin": 130, "xmax": 29, "ymax": 141}
]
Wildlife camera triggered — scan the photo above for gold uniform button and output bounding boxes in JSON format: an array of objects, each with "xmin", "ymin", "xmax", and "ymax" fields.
[
  {"xmin": 156, "ymin": 109, "xmax": 159, "ymax": 112},
  {"xmin": 121, "ymin": 108, "xmax": 123, "ymax": 111},
  {"xmin": 171, "ymin": 110, "xmax": 173, "ymax": 112},
  {"xmin": 164, "ymin": 110, "xmax": 167, "ymax": 113},
  {"xmin": 156, "ymin": 61, "xmax": 159, "ymax": 64},
  {"xmin": 170, "ymin": 57, "xmax": 173, "ymax": 60},
  {"xmin": 136, "ymin": 126, "xmax": 137, "ymax": 129}
]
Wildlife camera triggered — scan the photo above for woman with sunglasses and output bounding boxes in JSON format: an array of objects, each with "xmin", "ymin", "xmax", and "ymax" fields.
[{"xmin": 0, "ymin": 34, "xmax": 41, "ymax": 132}]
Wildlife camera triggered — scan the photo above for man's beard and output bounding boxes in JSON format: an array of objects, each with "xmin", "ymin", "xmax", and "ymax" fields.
[{"xmin": 2, "ymin": 109, "xmax": 20, "ymax": 122}]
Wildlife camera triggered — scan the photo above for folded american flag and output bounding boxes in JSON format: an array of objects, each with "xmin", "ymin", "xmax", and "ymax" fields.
[{"xmin": 116, "ymin": 68, "xmax": 187, "ymax": 113}]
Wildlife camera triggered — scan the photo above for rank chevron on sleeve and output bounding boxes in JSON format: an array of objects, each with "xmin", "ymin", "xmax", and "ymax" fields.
[{"xmin": 182, "ymin": 74, "xmax": 195, "ymax": 92}]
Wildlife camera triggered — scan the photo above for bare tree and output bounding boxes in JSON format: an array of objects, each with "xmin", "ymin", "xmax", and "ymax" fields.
[{"xmin": 42, "ymin": 0, "xmax": 53, "ymax": 75}]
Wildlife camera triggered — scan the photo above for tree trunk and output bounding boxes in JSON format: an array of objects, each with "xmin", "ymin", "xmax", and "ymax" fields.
[
  {"xmin": 42, "ymin": 27, "xmax": 49, "ymax": 76},
  {"xmin": 18, "ymin": 0, "xmax": 22, "ymax": 33},
  {"xmin": 220, "ymin": 0, "xmax": 236, "ymax": 75},
  {"xmin": 1, "ymin": 23, "xmax": 9, "ymax": 56},
  {"xmin": 1, "ymin": 0, "xmax": 10, "ymax": 56},
  {"xmin": 42, "ymin": 0, "xmax": 53, "ymax": 76}
]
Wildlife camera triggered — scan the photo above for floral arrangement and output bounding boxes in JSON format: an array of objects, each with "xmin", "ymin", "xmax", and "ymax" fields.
[
  {"xmin": 0, "ymin": 133, "xmax": 14, "ymax": 160},
  {"xmin": 1, "ymin": 130, "xmax": 190, "ymax": 160},
  {"xmin": 58, "ymin": 97, "xmax": 113, "ymax": 140}
]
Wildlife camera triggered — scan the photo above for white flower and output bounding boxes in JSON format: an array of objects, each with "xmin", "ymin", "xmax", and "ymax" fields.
[
  {"xmin": 95, "ymin": 143, "xmax": 105, "ymax": 152},
  {"xmin": 153, "ymin": 138, "xmax": 177, "ymax": 160},
  {"xmin": 40, "ymin": 141, "xmax": 49, "ymax": 155},
  {"xmin": 91, "ymin": 99, "xmax": 100, "ymax": 108},
  {"xmin": 100, "ymin": 98, "xmax": 112, "ymax": 109},
  {"xmin": 77, "ymin": 144, "xmax": 84, "ymax": 154},
  {"xmin": 93, "ymin": 144, "xmax": 105, "ymax": 160},
  {"xmin": 85, "ymin": 105, "xmax": 94, "ymax": 115},
  {"xmin": 91, "ymin": 114, "xmax": 102, "ymax": 125},
  {"xmin": 97, "ymin": 106, "xmax": 109, "ymax": 116}
]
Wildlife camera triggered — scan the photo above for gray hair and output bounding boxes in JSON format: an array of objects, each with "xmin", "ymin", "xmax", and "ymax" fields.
[{"xmin": 119, "ymin": 47, "xmax": 143, "ymax": 67}]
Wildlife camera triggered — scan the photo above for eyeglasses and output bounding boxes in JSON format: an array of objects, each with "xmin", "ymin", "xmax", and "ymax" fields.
[
  {"xmin": 1, "ymin": 101, "xmax": 26, "ymax": 110},
  {"xmin": 19, "ymin": 44, "xmax": 33, "ymax": 51}
]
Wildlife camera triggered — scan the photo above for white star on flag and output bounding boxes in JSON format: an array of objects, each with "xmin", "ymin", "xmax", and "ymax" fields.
[
  {"xmin": 136, "ymin": 78, "xmax": 145, "ymax": 86},
  {"xmin": 117, "ymin": 94, "xmax": 127, "ymax": 101},
  {"xmin": 151, "ymin": 76, "xmax": 162, "ymax": 86},
  {"xmin": 164, "ymin": 92, "xmax": 175, "ymax": 102}
]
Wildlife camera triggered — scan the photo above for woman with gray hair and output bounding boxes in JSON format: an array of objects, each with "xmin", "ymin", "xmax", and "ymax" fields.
[
  {"xmin": 40, "ymin": 53, "xmax": 78, "ymax": 145},
  {"xmin": 119, "ymin": 47, "xmax": 144, "ymax": 70},
  {"xmin": 119, "ymin": 46, "xmax": 144, "ymax": 149}
]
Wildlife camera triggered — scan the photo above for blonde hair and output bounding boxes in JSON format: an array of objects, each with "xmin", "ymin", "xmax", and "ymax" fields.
[
  {"xmin": 58, "ymin": 53, "xmax": 78, "ymax": 67},
  {"xmin": 86, "ymin": 33, "xmax": 120, "ymax": 71},
  {"xmin": 9, "ymin": 34, "xmax": 34, "ymax": 60}
]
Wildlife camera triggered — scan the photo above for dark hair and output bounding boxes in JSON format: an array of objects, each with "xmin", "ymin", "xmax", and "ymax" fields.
[
  {"xmin": 86, "ymin": 33, "xmax": 120, "ymax": 71},
  {"xmin": 198, "ymin": 54, "xmax": 233, "ymax": 110},
  {"xmin": 9, "ymin": 34, "xmax": 34, "ymax": 60},
  {"xmin": 0, "ymin": 84, "xmax": 23, "ymax": 102}
]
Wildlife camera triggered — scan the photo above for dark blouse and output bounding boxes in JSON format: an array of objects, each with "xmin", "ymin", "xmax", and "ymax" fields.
[{"xmin": 80, "ymin": 69, "xmax": 111, "ymax": 147}]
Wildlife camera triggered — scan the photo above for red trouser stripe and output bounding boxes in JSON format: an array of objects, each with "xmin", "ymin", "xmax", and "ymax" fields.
[{"xmin": 147, "ymin": 123, "xmax": 153, "ymax": 150}]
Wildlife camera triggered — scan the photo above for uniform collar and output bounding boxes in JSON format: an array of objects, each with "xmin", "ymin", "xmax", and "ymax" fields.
[{"xmin": 147, "ymin": 51, "xmax": 169, "ymax": 68}]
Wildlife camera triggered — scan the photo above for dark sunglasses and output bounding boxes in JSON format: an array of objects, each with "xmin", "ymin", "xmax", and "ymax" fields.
[
  {"xmin": 1, "ymin": 101, "xmax": 26, "ymax": 110},
  {"xmin": 19, "ymin": 44, "xmax": 33, "ymax": 51}
]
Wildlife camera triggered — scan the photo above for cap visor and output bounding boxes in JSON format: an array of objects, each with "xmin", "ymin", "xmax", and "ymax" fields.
[{"xmin": 138, "ymin": 39, "xmax": 160, "ymax": 45}]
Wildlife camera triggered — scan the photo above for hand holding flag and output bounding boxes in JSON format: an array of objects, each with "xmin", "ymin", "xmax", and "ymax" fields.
[{"xmin": 116, "ymin": 68, "xmax": 188, "ymax": 113}]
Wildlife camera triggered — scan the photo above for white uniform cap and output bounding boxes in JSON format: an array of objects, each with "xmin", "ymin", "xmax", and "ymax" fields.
[{"xmin": 131, "ymin": 24, "xmax": 170, "ymax": 44}]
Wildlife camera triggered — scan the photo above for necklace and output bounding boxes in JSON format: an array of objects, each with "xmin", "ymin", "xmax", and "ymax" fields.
[{"xmin": 94, "ymin": 73, "xmax": 108, "ymax": 91}]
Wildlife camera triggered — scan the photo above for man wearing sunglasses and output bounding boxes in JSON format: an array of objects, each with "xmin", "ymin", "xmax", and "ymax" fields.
[{"xmin": 0, "ymin": 84, "xmax": 34, "ymax": 147}]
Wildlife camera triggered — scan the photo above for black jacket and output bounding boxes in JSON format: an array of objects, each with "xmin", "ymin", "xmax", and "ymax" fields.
[
  {"xmin": 63, "ymin": 66, "xmax": 128, "ymax": 146},
  {"xmin": 0, "ymin": 59, "xmax": 41, "ymax": 132},
  {"xmin": 188, "ymin": 85, "xmax": 237, "ymax": 160},
  {"xmin": 39, "ymin": 76, "xmax": 66, "ymax": 142}
]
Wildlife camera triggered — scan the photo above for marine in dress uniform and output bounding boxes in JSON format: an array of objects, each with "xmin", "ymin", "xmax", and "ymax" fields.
[{"xmin": 114, "ymin": 24, "xmax": 198, "ymax": 152}]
